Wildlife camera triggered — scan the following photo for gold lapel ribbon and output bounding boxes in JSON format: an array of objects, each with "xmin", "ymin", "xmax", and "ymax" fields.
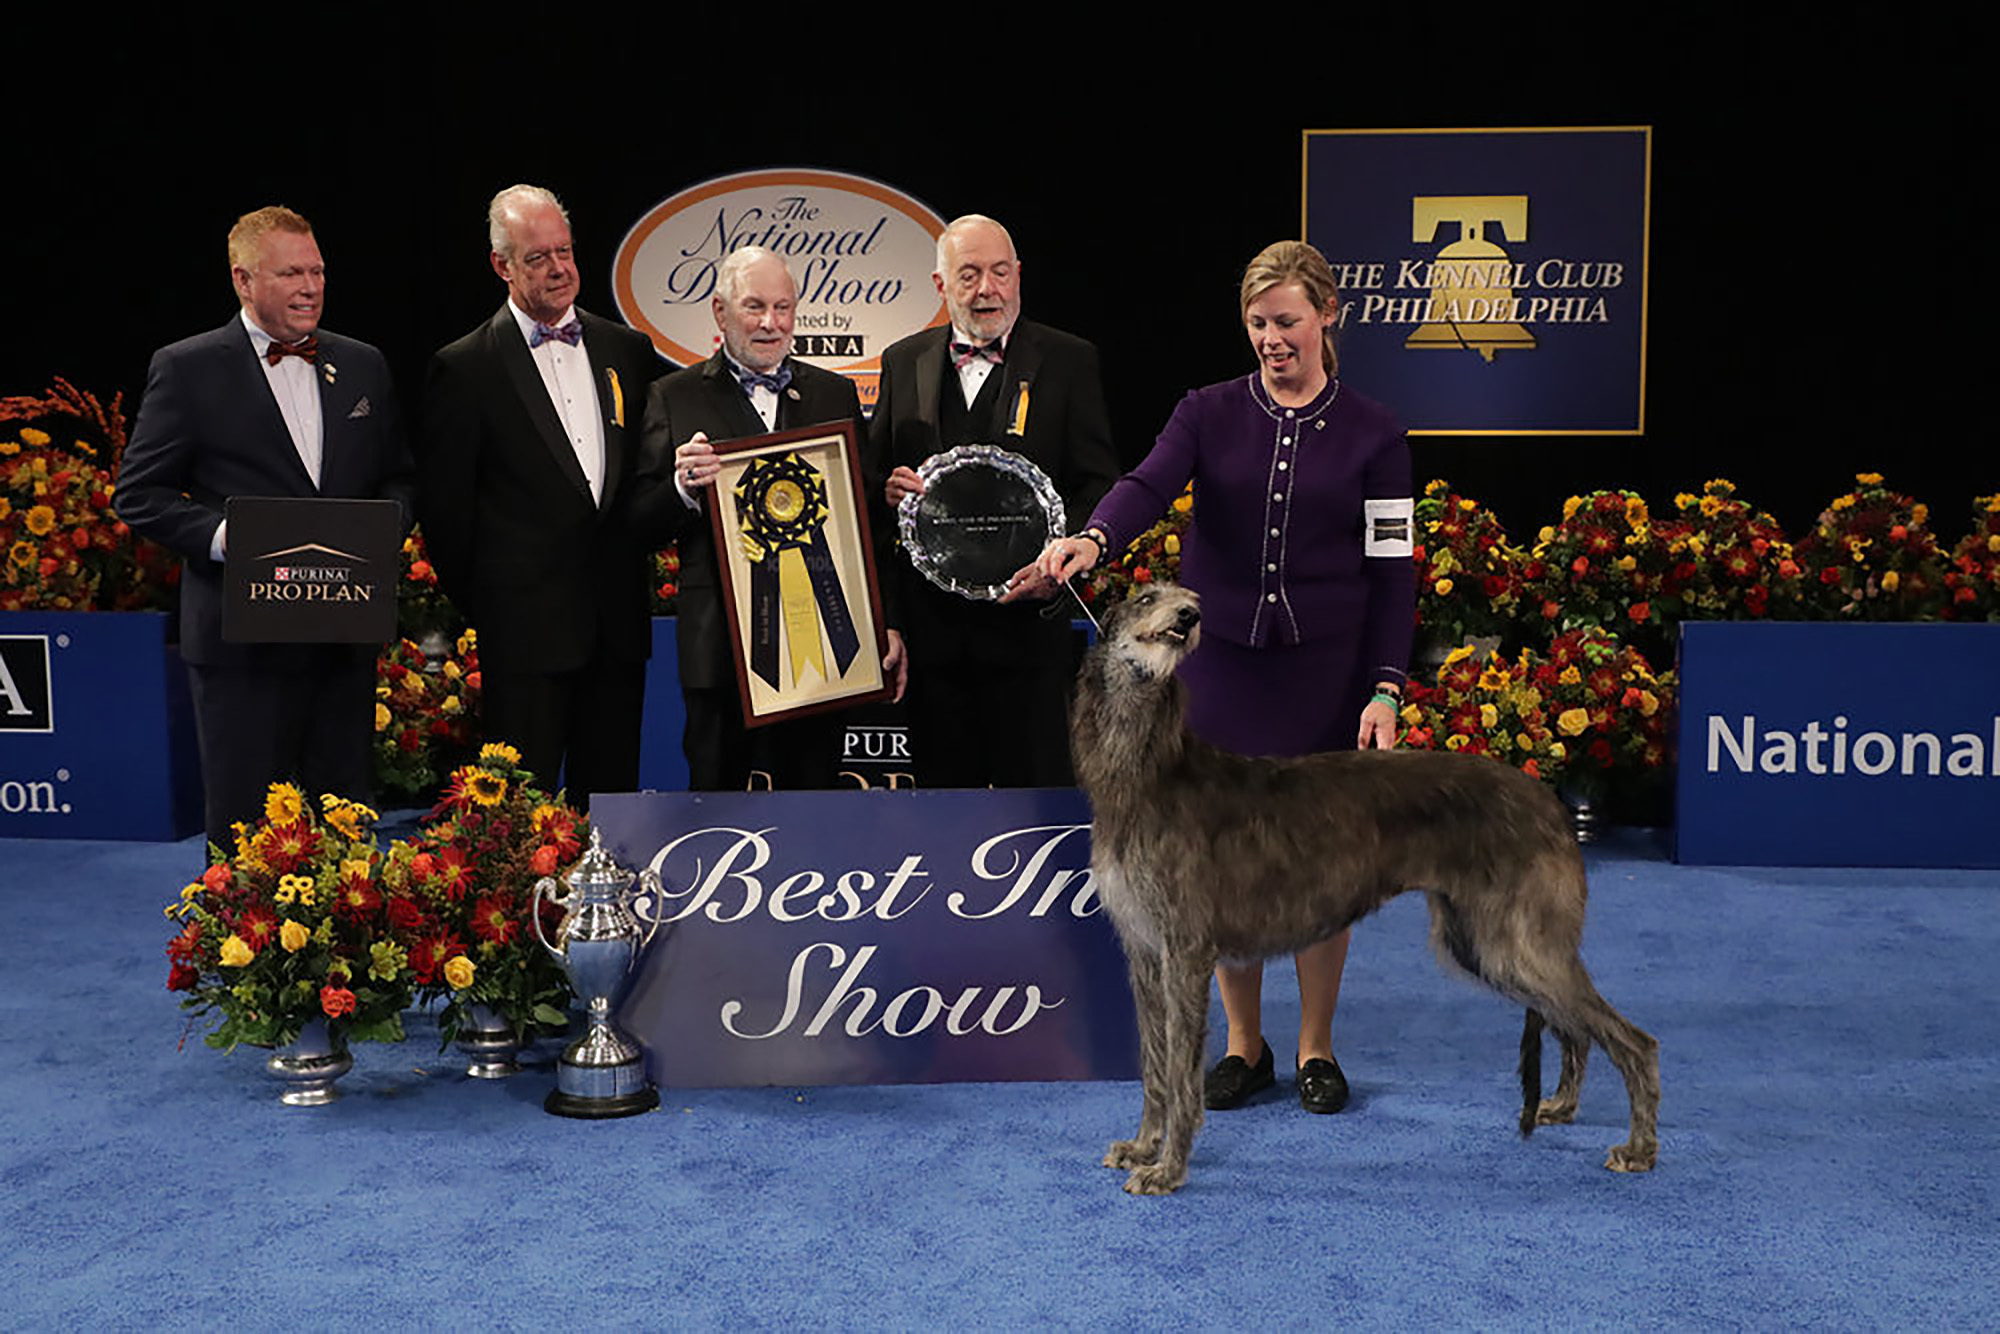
[
  {"xmin": 606, "ymin": 367, "xmax": 625, "ymax": 428},
  {"xmin": 1007, "ymin": 379, "xmax": 1030, "ymax": 436},
  {"xmin": 734, "ymin": 453, "xmax": 861, "ymax": 691}
]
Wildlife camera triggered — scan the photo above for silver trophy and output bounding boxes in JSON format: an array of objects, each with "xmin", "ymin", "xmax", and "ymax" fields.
[{"xmin": 532, "ymin": 828, "xmax": 663, "ymax": 1118}]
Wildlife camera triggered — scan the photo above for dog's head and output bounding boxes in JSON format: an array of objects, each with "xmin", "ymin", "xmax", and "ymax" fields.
[{"xmin": 1099, "ymin": 582, "xmax": 1201, "ymax": 681}]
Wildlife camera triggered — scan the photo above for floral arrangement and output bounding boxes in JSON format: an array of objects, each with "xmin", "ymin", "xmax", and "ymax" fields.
[
  {"xmin": 650, "ymin": 542, "xmax": 682, "ymax": 615},
  {"xmin": 1083, "ymin": 486, "xmax": 1191, "ymax": 605},
  {"xmin": 396, "ymin": 526, "xmax": 464, "ymax": 644},
  {"xmin": 1943, "ymin": 494, "xmax": 2000, "ymax": 621},
  {"xmin": 1413, "ymin": 478, "xmax": 1525, "ymax": 646},
  {"xmin": 1400, "ymin": 627, "xmax": 1675, "ymax": 797},
  {"xmin": 166, "ymin": 785, "xmax": 413, "ymax": 1051},
  {"xmin": 1793, "ymin": 473, "xmax": 1946, "ymax": 621},
  {"xmin": 383, "ymin": 743, "xmax": 579, "ymax": 1047},
  {"xmin": 1520, "ymin": 489, "xmax": 1676, "ymax": 653},
  {"xmin": 1661, "ymin": 479, "xmax": 1804, "ymax": 620},
  {"xmin": 373, "ymin": 629, "xmax": 483, "ymax": 800},
  {"xmin": 1, "ymin": 380, "xmax": 177, "ymax": 611}
]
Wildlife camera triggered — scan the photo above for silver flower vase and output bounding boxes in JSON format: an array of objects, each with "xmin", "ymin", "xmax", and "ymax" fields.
[
  {"xmin": 266, "ymin": 1017, "xmax": 353, "ymax": 1105},
  {"xmin": 455, "ymin": 1003, "xmax": 521, "ymax": 1079}
]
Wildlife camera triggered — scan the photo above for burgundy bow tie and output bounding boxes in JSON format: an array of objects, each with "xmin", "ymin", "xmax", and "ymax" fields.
[
  {"xmin": 531, "ymin": 318, "xmax": 584, "ymax": 348},
  {"xmin": 266, "ymin": 336, "xmax": 319, "ymax": 365},
  {"xmin": 950, "ymin": 339, "xmax": 1003, "ymax": 369}
]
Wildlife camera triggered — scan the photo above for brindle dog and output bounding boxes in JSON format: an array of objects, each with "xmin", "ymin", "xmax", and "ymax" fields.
[{"xmin": 1072, "ymin": 583, "xmax": 1659, "ymax": 1194}]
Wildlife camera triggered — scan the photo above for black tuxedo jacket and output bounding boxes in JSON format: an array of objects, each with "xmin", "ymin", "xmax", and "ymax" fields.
[
  {"xmin": 865, "ymin": 318, "xmax": 1119, "ymax": 663},
  {"xmin": 639, "ymin": 352, "xmax": 867, "ymax": 690},
  {"xmin": 115, "ymin": 316, "xmax": 414, "ymax": 667},
  {"xmin": 418, "ymin": 306, "xmax": 664, "ymax": 674}
]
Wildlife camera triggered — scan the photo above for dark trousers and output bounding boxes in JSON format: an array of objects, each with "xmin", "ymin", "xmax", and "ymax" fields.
[
  {"xmin": 186, "ymin": 654, "xmax": 374, "ymax": 852},
  {"xmin": 905, "ymin": 656, "xmax": 1074, "ymax": 789},
  {"xmin": 683, "ymin": 686, "xmax": 842, "ymax": 791},
  {"xmin": 480, "ymin": 658, "xmax": 645, "ymax": 812}
]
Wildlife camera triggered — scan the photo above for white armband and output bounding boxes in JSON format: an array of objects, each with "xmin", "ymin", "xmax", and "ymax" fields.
[{"xmin": 1364, "ymin": 497, "xmax": 1414, "ymax": 558}]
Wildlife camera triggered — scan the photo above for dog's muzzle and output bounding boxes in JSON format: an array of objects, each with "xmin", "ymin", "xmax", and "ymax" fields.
[{"xmin": 1165, "ymin": 605, "xmax": 1200, "ymax": 642}]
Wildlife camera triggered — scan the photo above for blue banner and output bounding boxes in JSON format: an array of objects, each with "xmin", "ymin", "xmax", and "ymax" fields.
[
  {"xmin": 592, "ymin": 789, "xmax": 1138, "ymax": 1086},
  {"xmin": 1676, "ymin": 622, "xmax": 2000, "ymax": 867},
  {"xmin": 1303, "ymin": 127, "xmax": 1650, "ymax": 434},
  {"xmin": 0, "ymin": 612, "xmax": 200, "ymax": 840}
]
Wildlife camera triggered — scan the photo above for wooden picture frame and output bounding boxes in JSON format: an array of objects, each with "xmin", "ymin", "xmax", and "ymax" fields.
[{"xmin": 705, "ymin": 420, "xmax": 892, "ymax": 727}]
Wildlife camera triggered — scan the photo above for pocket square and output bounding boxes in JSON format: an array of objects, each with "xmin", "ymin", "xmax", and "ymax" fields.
[{"xmin": 347, "ymin": 396, "xmax": 372, "ymax": 420}]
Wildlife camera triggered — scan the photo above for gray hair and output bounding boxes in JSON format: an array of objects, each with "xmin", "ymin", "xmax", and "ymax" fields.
[
  {"xmin": 716, "ymin": 245, "xmax": 796, "ymax": 304},
  {"xmin": 488, "ymin": 184, "xmax": 570, "ymax": 260},
  {"xmin": 934, "ymin": 214, "xmax": 1016, "ymax": 276}
]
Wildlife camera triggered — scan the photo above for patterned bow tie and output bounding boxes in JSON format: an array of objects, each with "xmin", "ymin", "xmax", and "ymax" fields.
[
  {"xmin": 530, "ymin": 318, "xmax": 583, "ymax": 348},
  {"xmin": 950, "ymin": 339, "xmax": 1004, "ymax": 369},
  {"xmin": 735, "ymin": 362, "xmax": 794, "ymax": 395},
  {"xmin": 266, "ymin": 336, "xmax": 319, "ymax": 365}
]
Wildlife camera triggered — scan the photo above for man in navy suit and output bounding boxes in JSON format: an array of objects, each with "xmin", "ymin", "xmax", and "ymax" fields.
[
  {"xmin": 418, "ymin": 185, "xmax": 664, "ymax": 810},
  {"xmin": 869, "ymin": 215, "xmax": 1119, "ymax": 788},
  {"xmin": 643, "ymin": 245, "xmax": 900, "ymax": 790},
  {"xmin": 117, "ymin": 205, "xmax": 414, "ymax": 850}
]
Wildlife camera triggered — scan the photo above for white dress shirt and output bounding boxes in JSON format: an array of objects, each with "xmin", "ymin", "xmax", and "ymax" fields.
[
  {"xmin": 506, "ymin": 301, "xmax": 606, "ymax": 505},
  {"xmin": 214, "ymin": 310, "xmax": 326, "ymax": 559},
  {"xmin": 951, "ymin": 324, "xmax": 1008, "ymax": 408}
]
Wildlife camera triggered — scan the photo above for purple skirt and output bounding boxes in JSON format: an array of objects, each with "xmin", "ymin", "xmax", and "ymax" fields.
[{"xmin": 1178, "ymin": 632, "xmax": 1366, "ymax": 759}]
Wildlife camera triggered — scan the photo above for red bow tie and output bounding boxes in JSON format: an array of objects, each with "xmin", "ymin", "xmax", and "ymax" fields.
[{"xmin": 266, "ymin": 336, "xmax": 319, "ymax": 365}]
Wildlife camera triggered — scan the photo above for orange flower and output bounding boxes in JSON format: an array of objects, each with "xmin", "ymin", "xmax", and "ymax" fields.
[{"xmin": 320, "ymin": 985, "xmax": 358, "ymax": 1018}]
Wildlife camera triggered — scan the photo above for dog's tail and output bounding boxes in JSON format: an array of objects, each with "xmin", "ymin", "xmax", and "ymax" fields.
[{"xmin": 1518, "ymin": 1009, "xmax": 1545, "ymax": 1138}]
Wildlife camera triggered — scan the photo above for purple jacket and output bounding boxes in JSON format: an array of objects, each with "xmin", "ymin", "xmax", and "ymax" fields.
[{"xmin": 1088, "ymin": 374, "xmax": 1414, "ymax": 679}]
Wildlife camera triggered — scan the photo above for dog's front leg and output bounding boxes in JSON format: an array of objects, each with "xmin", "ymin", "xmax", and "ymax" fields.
[
  {"xmin": 1106, "ymin": 943, "xmax": 1166, "ymax": 1170},
  {"xmin": 1123, "ymin": 949, "xmax": 1212, "ymax": 1195}
]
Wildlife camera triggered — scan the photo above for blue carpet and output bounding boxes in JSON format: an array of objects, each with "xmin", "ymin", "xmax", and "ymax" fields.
[{"xmin": 3, "ymin": 828, "xmax": 1994, "ymax": 1329}]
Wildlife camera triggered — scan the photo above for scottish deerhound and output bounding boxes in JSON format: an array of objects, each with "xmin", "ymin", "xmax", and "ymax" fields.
[{"xmin": 1073, "ymin": 583, "xmax": 1659, "ymax": 1195}]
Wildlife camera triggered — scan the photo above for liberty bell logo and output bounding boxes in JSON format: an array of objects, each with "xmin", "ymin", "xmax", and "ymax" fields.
[{"xmin": 1405, "ymin": 196, "xmax": 1535, "ymax": 362}]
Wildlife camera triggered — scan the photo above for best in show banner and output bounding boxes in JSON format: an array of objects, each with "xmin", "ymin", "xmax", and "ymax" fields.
[
  {"xmin": 1303, "ymin": 127, "xmax": 1651, "ymax": 434},
  {"xmin": 613, "ymin": 169, "xmax": 949, "ymax": 413},
  {"xmin": 1676, "ymin": 622, "xmax": 2000, "ymax": 867},
  {"xmin": 591, "ymin": 789, "xmax": 1138, "ymax": 1087}
]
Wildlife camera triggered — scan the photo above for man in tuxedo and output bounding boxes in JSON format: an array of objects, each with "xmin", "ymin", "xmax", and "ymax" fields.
[
  {"xmin": 418, "ymin": 184, "xmax": 664, "ymax": 810},
  {"xmin": 116, "ymin": 205, "xmax": 414, "ymax": 850},
  {"xmin": 870, "ymin": 215, "xmax": 1118, "ymax": 788},
  {"xmin": 645, "ymin": 245, "xmax": 902, "ymax": 790}
]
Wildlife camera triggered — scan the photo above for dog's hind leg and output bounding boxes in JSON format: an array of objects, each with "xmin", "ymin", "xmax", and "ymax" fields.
[
  {"xmin": 1518, "ymin": 1009, "xmax": 1544, "ymax": 1137},
  {"xmin": 1105, "ymin": 944, "xmax": 1165, "ymax": 1170},
  {"xmin": 1539, "ymin": 971, "xmax": 1659, "ymax": 1173},
  {"xmin": 1123, "ymin": 949, "xmax": 1213, "ymax": 1195},
  {"xmin": 1534, "ymin": 1027, "xmax": 1589, "ymax": 1127}
]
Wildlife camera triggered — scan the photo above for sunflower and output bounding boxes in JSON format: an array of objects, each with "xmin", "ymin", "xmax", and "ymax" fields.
[
  {"xmin": 478, "ymin": 742, "xmax": 522, "ymax": 767},
  {"xmin": 24, "ymin": 505, "xmax": 57, "ymax": 536},
  {"xmin": 466, "ymin": 769, "xmax": 507, "ymax": 806},
  {"xmin": 8, "ymin": 541, "xmax": 34, "ymax": 569},
  {"xmin": 264, "ymin": 782, "xmax": 305, "ymax": 825}
]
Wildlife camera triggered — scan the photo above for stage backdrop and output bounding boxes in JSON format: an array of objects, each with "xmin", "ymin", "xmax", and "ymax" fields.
[
  {"xmin": 1676, "ymin": 622, "xmax": 2000, "ymax": 867},
  {"xmin": 1303, "ymin": 126, "xmax": 1651, "ymax": 435},
  {"xmin": 591, "ymin": 789, "xmax": 1138, "ymax": 1087}
]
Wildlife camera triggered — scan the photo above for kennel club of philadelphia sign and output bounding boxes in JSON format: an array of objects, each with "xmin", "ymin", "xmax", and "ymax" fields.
[
  {"xmin": 1304, "ymin": 127, "xmax": 1651, "ymax": 434},
  {"xmin": 613, "ymin": 169, "xmax": 949, "ymax": 411},
  {"xmin": 591, "ymin": 790, "xmax": 1139, "ymax": 1087}
]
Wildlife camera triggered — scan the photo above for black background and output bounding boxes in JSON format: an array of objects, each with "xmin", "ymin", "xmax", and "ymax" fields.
[{"xmin": 12, "ymin": 14, "xmax": 1985, "ymax": 540}]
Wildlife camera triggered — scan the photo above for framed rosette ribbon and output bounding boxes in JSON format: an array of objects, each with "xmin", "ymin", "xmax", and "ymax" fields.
[
  {"xmin": 897, "ymin": 444, "xmax": 1064, "ymax": 602},
  {"xmin": 706, "ymin": 420, "xmax": 892, "ymax": 726}
]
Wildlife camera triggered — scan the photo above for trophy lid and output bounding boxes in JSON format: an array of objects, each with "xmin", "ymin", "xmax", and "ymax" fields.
[{"xmin": 563, "ymin": 827, "xmax": 633, "ymax": 892}]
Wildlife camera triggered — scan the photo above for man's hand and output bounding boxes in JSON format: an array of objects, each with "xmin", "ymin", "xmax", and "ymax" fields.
[
  {"xmin": 882, "ymin": 629, "xmax": 909, "ymax": 702},
  {"xmin": 885, "ymin": 465, "xmax": 924, "ymax": 506},
  {"xmin": 675, "ymin": 433, "xmax": 721, "ymax": 490}
]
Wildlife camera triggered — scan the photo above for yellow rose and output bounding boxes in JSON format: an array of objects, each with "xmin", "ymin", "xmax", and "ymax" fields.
[
  {"xmin": 1433, "ymin": 578, "xmax": 1454, "ymax": 596},
  {"xmin": 1856, "ymin": 472, "xmax": 1883, "ymax": 486},
  {"xmin": 374, "ymin": 703, "xmax": 391, "ymax": 731},
  {"xmin": 1444, "ymin": 734, "xmax": 1470, "ymax": 751},
  {"xmin": 441, "ymin": 695, "xmax": 463, "ymax": 715},
  {"xmin": 1562, "ymin": 496, "xmax": 1582, "ymax": 520},
  {"xmin": 443, "ymin": 660, "xmax": 463, "ymax": 682},
  {"xmin": 1988, "ymin": 535, "xmax": 2000, "ymax": 553},
  {"xmin": 1400, "ymin": 703, "xmax": 1421, "ymax": 725},
  {"xmin": 1911, "ymin": 503, "xmax": 1928, "ymax": 527},
  {"xmin": 1172, "ymin": 493, "xmax": 1193, "ymax": 514},
  {"xmin": 1549, "ymin": 742, "xmax": 1567, "ymax": 761},
  {"xmin": 443, "ymin": 955, "xmax": 476, "ymax": 990},
  {"xmin": 219, "ymin": 934, "xmax": 255, "ymax": 967},
  {"xmin": 1479, "ymin": 703, "xmax": 1499, "ymax": 729},
  {"xmin": 1538, "ymin": 525, "xmax": 1556, "ymax": 545},
  {"xmin": 1880, "ymin": 570, "xmax": 1900, "ymax": 592},
  {"xmin": 1163, "ymin": 533, "xmax": 1180, "ymax": 556},
  {"xmin": 281, "ymin": 920, "xmax": 310, "ymax": 953},
  {"xmin": 1637, "ymin": 691, "xmax": 1659, "ymax": 718},
  {"xmin": 1557, "ymin": 708, "xmax": 1591, "ymax": 737},
  {"xmin": 1458, "ymin": 498, "xmax": 1477, "ymax": 512},
  {"xmin": 1616, "ymin": 555, "xmax": 1636, "ymax": 572}
]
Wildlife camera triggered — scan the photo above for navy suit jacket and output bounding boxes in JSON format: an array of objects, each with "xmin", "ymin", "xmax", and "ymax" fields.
[
  {"xmin": 637, "ymin": 351, "xmax": 867, "ymax": 690},
  {"xmin": 115, "ymin": 316, "xmax": 414, "ymax": 667},
  {"xmin": 418, "ymin": 305, "xmax": 665, "ymax": 675}
]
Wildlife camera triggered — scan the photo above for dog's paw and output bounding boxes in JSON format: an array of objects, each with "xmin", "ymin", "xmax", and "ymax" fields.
[
  {"xmin": 1104, "ymin": 1137, "xmax": 1160, "ymax": 1169},
  {"xmin": 1534, "ymin": 1096, "xmax": 1579, "ymax": 1126},
  {"xmin": 1604, "ymin": 1140, "xmax": 1657, "ymax": 1173},
  {"xmin": 1122, "ymin": 1162, "xmax": 1186, "ymax": 1195}
]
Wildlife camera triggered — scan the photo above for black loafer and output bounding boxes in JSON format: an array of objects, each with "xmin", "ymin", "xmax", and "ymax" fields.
[
  {"xmin": 1297, "ymin": 1055, "xmax": 1349, "ymax": 1114},
  {"xmin": 1204, "ymin": 1040, "xmax": 1275, "ymax": 1110}
]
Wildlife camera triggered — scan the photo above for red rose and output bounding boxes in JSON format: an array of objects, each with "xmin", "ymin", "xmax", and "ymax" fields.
[
  {"xmin": 1133, "ymin": 567, "xmax": 1153, "ymax": 583},
  {"xmin": 1541, "ymin": 600, "xmax": 1560, "ymax": 619},
  {"xmin": 410, "ymin": 852, "xmax": 436, "ymax": 880},
  {"xmin": 410, "ymin": 559, "xmax": 433, "ymax": 580},
  {"xmin": 465, "ymin": 672, "xmax": 482, "ymax": 691},
  {"xmin": 320, "ymin": 986, "xmax": 357, "ymax": 1018},
  {"xmin": 1482, "ymin": 575, "xmax": 1506, "ymax": 597},
  {"xmin": 202, "ymin": 864, "xmax": 233, "ymax": 891},
  {"xmin": 385, "ymin": 895, "xmax": 425, "ymax": 931},
  {"xmin": 1628, "ymin": 601, "xmax": 1651, "ymax": 622},
  {"xmin": 530, "ymin": 844, "xmax": 561, "ymax": 876},
  {"xmin": 1589, "ymin": 738, "xmax": 1615, "ymax": 765},
  {"xmin": 1571, "ymin": 556, "xmax": 1590, "ymax": 576},
  {"xmin": 71, "ymin": 528, "xmax": 92, "ymax": 549},
  {"xmin": 167, "ymin": 962, "xmax": 199, "ymax": 992},
  {"xmin": 1820, "ymin": 568, "xmax": 1842, "ymax": 586},
  {"xmin": 399, "ymin": 729, "xmax": 422, "ymax": 752}
]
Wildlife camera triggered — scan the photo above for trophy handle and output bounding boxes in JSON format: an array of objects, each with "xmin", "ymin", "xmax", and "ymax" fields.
[
  {"xmin": 531, "ymin": 875, "xmax": 566, "ymax": 955},
  {"xmin": 636, "ymin": 869, "xmax": 665, "ymax": 947}
]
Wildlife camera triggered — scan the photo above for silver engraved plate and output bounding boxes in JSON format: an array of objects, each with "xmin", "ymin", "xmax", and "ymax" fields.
[{"xmin": 898, "ymin": 445, "xmax": 1064, "ymax": 601}]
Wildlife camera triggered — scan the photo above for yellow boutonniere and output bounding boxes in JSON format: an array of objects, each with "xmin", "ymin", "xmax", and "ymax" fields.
[{"xmin": 607, "ymin": 367, "xmax": 625, "ymax": 428}]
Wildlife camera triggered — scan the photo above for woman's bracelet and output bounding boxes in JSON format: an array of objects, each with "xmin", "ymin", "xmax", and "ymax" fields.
[{"xmin": 1074, "ymin": 529, "xmax": 1107, "ymax": 560}]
